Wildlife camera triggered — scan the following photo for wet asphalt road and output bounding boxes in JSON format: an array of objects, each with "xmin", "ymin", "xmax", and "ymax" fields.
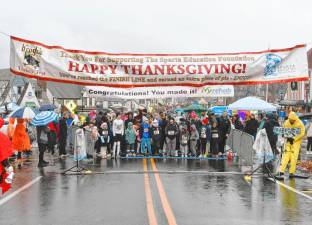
[{"xmin": 0, "ymin": 153, "xmax": 312, "ymax": 225}]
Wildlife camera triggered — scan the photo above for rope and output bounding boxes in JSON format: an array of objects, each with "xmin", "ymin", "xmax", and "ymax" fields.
[{"xmin": 0, "ymin": 30, "xmax": 10, "ymax": 37}]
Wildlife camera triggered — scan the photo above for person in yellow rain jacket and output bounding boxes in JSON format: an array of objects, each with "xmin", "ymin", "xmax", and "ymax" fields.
[{"xmin": 278, "ymin": 112, "xmax": 305, "ymax": 177}]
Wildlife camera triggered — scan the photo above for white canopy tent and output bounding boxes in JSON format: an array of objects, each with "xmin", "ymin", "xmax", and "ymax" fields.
[{"xmin": 228, "ymin": 97, "xmax": 277, "ymax": 112}]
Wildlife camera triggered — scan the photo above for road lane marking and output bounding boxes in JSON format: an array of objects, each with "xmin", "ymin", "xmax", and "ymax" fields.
[
  {"xmin": 0, "ymin": 176, "xmax": 42, "ymax": 206},
  {"xmin": 58, "ymin": 170, "xmax": 252, "ymax": 175},
  {"xmin": 143, "ymin": 159, "xmax": 158, "ymax": 225},
  {"xmin": 268, "ymin": 178, "xmax": 312, "ymax": 201},
  {"xmin": 150, "ymin": 158, "xmax": 178, "ymax": 225}
]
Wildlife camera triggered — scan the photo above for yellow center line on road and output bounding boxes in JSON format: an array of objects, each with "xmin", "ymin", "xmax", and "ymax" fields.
[
  {"xmin": 143, "ymin": 159, "xmax": 158, "ymax": 225},
  {"xmin": 150, "ymin": 158, "xmax": 178, "ymax": 225}
]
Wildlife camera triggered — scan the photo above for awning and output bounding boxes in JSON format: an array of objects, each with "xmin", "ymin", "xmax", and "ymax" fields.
[
  {"xmin": 47, "ymin": 82, "xmax": 82, "ymax": 99},
  {"xmin": 228, "ymin": 97, "xmax": 277, "ymax": 112},
  {"xmin": 279, "ymin": 100, "xmax": 305, "ymax": 106}
]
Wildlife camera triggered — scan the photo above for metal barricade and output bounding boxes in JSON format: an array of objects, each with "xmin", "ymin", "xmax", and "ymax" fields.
[
  {"xmin": 227, "ymin": 129, "xmax": 254, "ymax": 171},
  {"xmin": 84, "ymin": 129, "xmax": 97, "ymax": 164},
  {"xmin": 67, "ymin": 126, "xmax": 79, "ymax": 154},
  {"xmin": 67, "ymin": 126, "xmax": 97, "ymax": 164}
]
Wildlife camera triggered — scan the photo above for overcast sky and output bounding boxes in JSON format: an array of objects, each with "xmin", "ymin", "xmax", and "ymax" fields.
[{"xmin": 0, "ymin": 0, "xmax": 312, "ymax": 68}]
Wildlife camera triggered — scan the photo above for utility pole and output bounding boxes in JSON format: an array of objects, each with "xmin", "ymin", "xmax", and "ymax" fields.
[{"xmin": 265, "ymin": 84, "xmax": 268, "ymax": 102}]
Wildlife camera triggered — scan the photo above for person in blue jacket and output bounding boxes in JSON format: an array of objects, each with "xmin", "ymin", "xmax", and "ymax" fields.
[{"xmin": 140, "ymin": 117, "xmax": 152, "ymax": 155}]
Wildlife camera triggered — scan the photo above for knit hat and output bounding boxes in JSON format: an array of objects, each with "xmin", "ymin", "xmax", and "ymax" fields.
[{"xmin": 202, "ymin": 118, "xmax": 208, "ymax": 125}]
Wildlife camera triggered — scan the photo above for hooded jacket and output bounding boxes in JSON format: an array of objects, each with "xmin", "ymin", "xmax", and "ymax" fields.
[
  {"xmin": 284, "ymin": 112, "xmax": 305, "ymax": 144},
  {"xmin": 113, "ymin": 119, "xmax": 124, "ymax": 136},
  {"xmin": 151, "ymin": 125, "xmax": 162, "ymax": 142},
  {"xmin": 125, "ymin": 122, "xmax": 136, "ymax": 145},
  {"xmin": 165, "ymin": 123, "xmax": 178, "ymax": 140},
  {"xmin": 190, "ymin": 124, "xmax": 199, "ymax": 141},
  {"xmin": 140, "ymin": 122, "xmax": 151, "ymax": 139},
  {"xmin": 199, "ymin": 124, "xmax": 211, "ymax": 141},
  {"xmin": 180, "ymin": 128, "xmax": 190, "ymax": 146},
  {"xmin": 98, "ymin": 123, "xmax": 112, "ymax": 144}
]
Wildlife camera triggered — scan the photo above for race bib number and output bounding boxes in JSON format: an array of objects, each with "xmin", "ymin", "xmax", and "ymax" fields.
[
  {"xmin": 273, "ymin": 127, "xmax": 300, "ymax": 138},
  {"xmin": 212, "ymin": 133, "xmax": 219, "ymax": 138},
  {"xmin": 102, "ymin": 131, "xmax": 108, "ymax": 136},
  {"xmin": 182, "ymin": 136, "xmax": 188, "ymax": 144},
  {"xmin": 168, "ymin": 130, "xmax": 175, "ymax": 136},
  {"xmin": 154, "ymin": 130, "xmax": 159, "ymax": 135},
  {"xmin": 201, "ymin": 129, "xmax": 206, "ymax": 138},
  {"xmin": 144, "ymin": 128, "xmax": 149, "ymax": 133}
]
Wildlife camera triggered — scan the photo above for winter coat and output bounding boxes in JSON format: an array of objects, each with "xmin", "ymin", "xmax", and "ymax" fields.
[
  {"xmin": 125, "ymin": 119, "xmax": 134, "ymax": 131},
  {"xmin": 211, "ymin": 126, "xmax": 219, "ymax": 141},
  {"xmin": 36, "ymin": 125, "xmax": 49, "ymax": 145},
  {"xmin": 59, "ymin": 117, "xmax": 68, "ymax": 143},
  {"xmin": 180, "ymin": 130, "xmax": 190, "ymax": 146},
  {"xmin": 125, "ymin": 124, "xmax": 136, "ymax": 145},
  {"xmin": 47, "ymin": 122, "xmax": 58, "ymax": 145},
  {"xmin": 190, "ymin": 125, "xmax": 199, "ymax": 141},
  {"xmin": 165, "ymin": 123, "xmax": 178, "ymax": 140},
  {"xmin": 0, "ymin": 118, "xmax": 13, "ymax": 162},
  {"xmin": 12, "ymin": 119, "xmax": 31, "ymax": 151},
  {"xmin": 263, "ymin": 118, "xmax": 279, "ymax": 152},
  {"xmin": 151, "ymin": 126, "xmax": 162, "ymax": 142},
  {"xmin": 199, "ymin": 125, "xmax": 211, "ymax": 142},
  {"xmin": 113, "ymin": 119, "xmax": 124, "ymax": 136},
  {"xmin": 98, "ymin": 127, "xmax": 112, "ymax": 144},
  {"xmin": 283, "ymin": 113, "xmax": 305, "ymax": 145},
  {"xmin": 140, "ymin": 123, "xmax": 151, "ymax": 139},
  {"xmin": 218, "ymin": 116, "xmax": 231, "ymax": 137}
]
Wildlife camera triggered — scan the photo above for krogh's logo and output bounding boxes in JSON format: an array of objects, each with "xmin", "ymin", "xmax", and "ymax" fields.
[
  {"xmin": 264, "ymin": 53, "xmax": 282, "ymax": 76},
  {"xmin": 22, "ymin": 44, "xmax": 42, "ymax": 69}
]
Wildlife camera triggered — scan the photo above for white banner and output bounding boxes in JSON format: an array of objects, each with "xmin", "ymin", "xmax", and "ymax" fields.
[
  {"xmin": 10, "ymin": 36, "xmax": 309, "ymax": 87},
  {"xmin": 86, "ymin": 85, "xmax": 234, "ymax": 99}
]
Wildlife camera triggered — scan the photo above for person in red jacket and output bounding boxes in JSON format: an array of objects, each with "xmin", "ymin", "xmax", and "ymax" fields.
[
  {"xmin": 0, "ymin": 117, "xmax": 14, "ymax": 194},
  {"xmin": 47, "ymin": 122, "xmax": 58, "ymax": 155}
]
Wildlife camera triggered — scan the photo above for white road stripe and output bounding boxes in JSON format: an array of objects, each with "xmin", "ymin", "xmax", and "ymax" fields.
[
  {"xmin": 0, "ymin": 176, "xmax": 42, "ymax": 206},
  {"xmin": 268, "ymin": 177, "xmax": 312, "ymax": 201}
]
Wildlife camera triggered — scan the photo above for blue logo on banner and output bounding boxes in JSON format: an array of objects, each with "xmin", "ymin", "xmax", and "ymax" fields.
[{"xmin": 264, "ymin": 53, "xmax": 282, "ymax": 76}]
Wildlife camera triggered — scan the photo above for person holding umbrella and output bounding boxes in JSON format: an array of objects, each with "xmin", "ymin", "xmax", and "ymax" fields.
[
  {"xmin": 10, "ymin": 107, "xmax": 36, "ymax": 169},
  {"xmin": 12, "ymin": 118, "xmax": 31, "ymax": 169},
  {"xmin": 59, "ymin": 112, "xmax": 69, "ymax": 158},
  {"xmin": 36, "ymin": 125, "xmax": 50, "ymax": 167},
  {"xmin": 32, "ymin": 111, "xmax": 58, "ymax": 167}
]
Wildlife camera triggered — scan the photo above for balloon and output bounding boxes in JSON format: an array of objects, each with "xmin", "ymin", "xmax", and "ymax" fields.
[
  {"xmin": 191, "ymin": 111, "xmax": 197, "ymax": 119},
  {"xmin": 238, "ymin": 111, "xmax": 246, "ymax": 121}
]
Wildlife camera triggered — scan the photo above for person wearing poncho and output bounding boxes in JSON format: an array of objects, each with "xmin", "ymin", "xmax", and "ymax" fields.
[
  {"xmin": 278, "ymin": 112, "xmax": 305, "ymax": 177},
  {"xmin": 0, "ymin": 117, "xmax": 14, "ymax": 194},
  {"xmin": 12, "ymin": 118, "xmax": 31, "ymax": 168}
]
